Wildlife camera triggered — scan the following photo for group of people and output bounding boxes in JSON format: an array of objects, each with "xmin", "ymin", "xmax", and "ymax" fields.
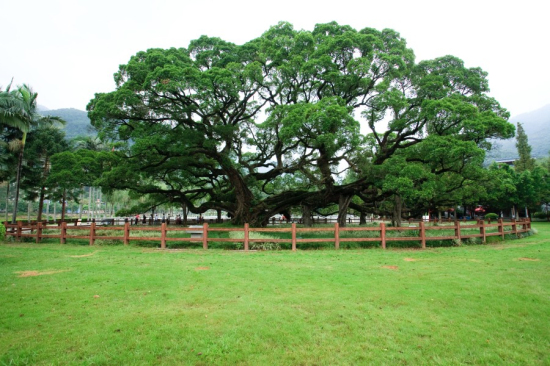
[
  {"xmin": 130, "ymin": 213, "xmax": 185, "ymax": 225},
  {"xmin": 127, "ymin": 213, "xmax": 208, "ymax": 225}
]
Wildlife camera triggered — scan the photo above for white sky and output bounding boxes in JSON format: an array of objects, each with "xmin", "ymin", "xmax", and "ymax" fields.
[{"xmin": 1, "ymin": 0, "xmax": 549, "ymax": 118}]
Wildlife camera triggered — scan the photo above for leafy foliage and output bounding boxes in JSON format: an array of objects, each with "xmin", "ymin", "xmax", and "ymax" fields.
[{"xmin": 85, "ymin": 22, "xmax": 514, "ymax": 226}]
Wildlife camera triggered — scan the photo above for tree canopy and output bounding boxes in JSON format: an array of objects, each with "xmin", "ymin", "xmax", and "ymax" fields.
[{"xmin": 87, "ymin": 22, "xmax": 514, "ymax": 226}]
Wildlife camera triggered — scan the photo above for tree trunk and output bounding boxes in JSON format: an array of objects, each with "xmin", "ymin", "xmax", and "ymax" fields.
[
  {"xmin": 78, "ymin": 186, "xmax": 83, "ymax": 220},
  {"xmin": 337, "ymin": 195, "xmax": 352, "ymax": 227},
  {"xmin": 37, "ymin": 186, "xmax": 46, "ymax": 222},
  {"xmin": 227, "ymin": 168, "xmax": 254, "ymax": 225},
  {"xmin": 88, "ymin": 186, "xmax": 93, "ymax": 220},
  {"xmin": 37, "ymin": 156, "xmax": 50, "ymax": 222},
  {"xmin": 5, "ymin": 183, "xmax": 10, "ymax": 223},
  {"xmin": 11, "ymin": 148, "xmax": 25, "ymax": 224},
  {"xmin": 46, "ymin": 200, "xmax": 50, "ymax": 223},
  {"xmin": 360, "ymin": 211, "xmax": 366, "ymax": 225},
  {"xmin": 61, "ymin": 189, "xmax": 66, "ymax": 221},
  {"xmin": 182, "ymin": 203, "xmax": 188, "ymax": 225},
  {"xmin": 301, "ymin": 204, "xmax": 313, "ymax": 227},
  {"xmin": 391, "ymin": 195, "xmax": 403, "ymax": 227}
]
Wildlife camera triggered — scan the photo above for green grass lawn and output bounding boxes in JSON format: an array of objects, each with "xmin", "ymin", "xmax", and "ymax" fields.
[{"xmin": 1, "ymin": 223, "xmax": 549, "ymax": 365}]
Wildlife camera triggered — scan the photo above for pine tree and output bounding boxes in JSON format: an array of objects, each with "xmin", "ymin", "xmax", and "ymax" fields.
[{"xmin": 515, "ymin": 122, "xmax": 536, "ymax": 172}]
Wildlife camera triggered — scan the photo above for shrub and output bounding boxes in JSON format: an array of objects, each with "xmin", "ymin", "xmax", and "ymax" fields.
[
  {"xmin": 467, "ymin": 237, "xmax": 479, "ymax": 245},
  {"xmin": 533, "ymin": 212, "xmax": 548, "ymax": 219},
  {"xmin": 0, "ymin": 223, "xmax": 5, "ymax": 241},
  {"xmin": 485, "ymin": 213, "xmax": 499, "ymax": 220}
]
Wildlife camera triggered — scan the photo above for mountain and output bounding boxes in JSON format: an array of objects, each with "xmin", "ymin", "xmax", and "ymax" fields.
[
  {"xmin": 41, "ymin": 108, "xmax": 96, "ymax": 140},
  {"xmin": 486, "ymin": 104, "xmax": 550, "ymax": 162}
]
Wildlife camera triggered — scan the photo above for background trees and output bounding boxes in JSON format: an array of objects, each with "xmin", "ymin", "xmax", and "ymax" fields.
[{"xmin": 1, "ymin": 83, "xmax": 66, "ymax": 223}]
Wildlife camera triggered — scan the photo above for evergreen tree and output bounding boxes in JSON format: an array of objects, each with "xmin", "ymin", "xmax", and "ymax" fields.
[{"xmin": 515, "ymin": 122, "xmax": 536, "ymax": 172}]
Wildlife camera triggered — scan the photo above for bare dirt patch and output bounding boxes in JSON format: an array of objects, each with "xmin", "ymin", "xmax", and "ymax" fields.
[
  {"xmin": 69, "ymin": 251, "xmax": 98, "ymax": 258},
  {"xmin": 403, "ymin": 258, "xmax": 417, "ymax": 262},
  {"xmin": 518, "ymin": 257, "xmax": 540, "ymax": 261},
  {"xmin": 16, "ymin": 269, "xmax": 70, "ymax": 277},
  {"xmin": 195, "ymin": 266, "xmax": 210, "ymax": 271},
  {"xmin": 382, "ymin": 265, "xmax": 399, "ymax": 270}
]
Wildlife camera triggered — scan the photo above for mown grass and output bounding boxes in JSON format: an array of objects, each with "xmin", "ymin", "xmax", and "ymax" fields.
[{"xmin": 1, "ymin": 223, "xmax": 549, "ymax": 365}]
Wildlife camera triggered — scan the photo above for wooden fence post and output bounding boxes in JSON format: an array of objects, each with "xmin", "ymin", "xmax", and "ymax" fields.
[
  {"xmin": 380, "ymin": 222, "xmax": 386, "ymax": 249},
  {"xmin": 60, "ymin": 222, "xmax": 67, "ymax": 244},
  {"xmin": 36, "ymin": 222, "xmax": 42, "ymax": 243},
  {"xmin": 89, "ymin": 221, "xmax": 96, "ymax": 246},
  {"xmin": 479, "ymin": 219, "xmax": 486, "ymax": 243},
  {"xmin": 512, "ymin": 219, "xmax": 518, "ymax": 237},
  {"xmin": 16, "ymin": 221, "xmax": 22, "ymax": 242},
  {"xmin": 291, "ymin": 223, "xmax": 297, "ymax": 251},
  {"xmin": 498, "ymin": 218, "xmax": 504, "ymax": 239},
  {"xmin": 419, "ymin": 221, "xmax": 426, "ymax": 249},
  {"xmin": 455, "ymin": 221, "xmax": 461, "ymax": 241},
  {"xmin": 124, "ymin": 222, "xmax": 130, "ymax": 246},
  {"xmin": 160, "ymin": 222, "xmax": 166, "ymax": 249},
  {"xmin": 244, "ymin": 223, "xmax": 249, "ymax": 251},
  {"xmin": 334, "ymin": 223, "xmax": 340, "ymax": 249},
  {"xmin": 202, "ymin": 223, "xmax": 208, "ymax": 249}
]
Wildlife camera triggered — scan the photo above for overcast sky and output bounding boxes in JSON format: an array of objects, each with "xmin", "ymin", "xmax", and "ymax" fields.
[{"xmin": 2, "ymin": 0, "xmax": 549, "ymax": 118}]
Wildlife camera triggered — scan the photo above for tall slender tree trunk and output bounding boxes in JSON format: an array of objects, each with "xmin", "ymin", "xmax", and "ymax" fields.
[
  {"xmin": 37, "ymin": 156, "xmax": 50, "ymax": 222},
  {"xmin": 11, "ymin": 148, "xmax": 25, "ymax": 224},
  {"xmin": 37, "ymin": 186, "xmax": 46, "ymax": 222},
  {"xmin": 5, "ymin": 183, "xmax": 10, "ymax": 223},
  {"xmin": 98, "ymin": 190, "xmax": 102, "ymax": 218},
  {"xmin": 61, "ymin": 189, "xmax": 66, "ymax": 221},
  {"xmin": 78, "ymin": 186, "xmax": 83, "ymax": 220},
  {"xmin": 88, "ymin": 186, "xmax": 93, "ymax": 220}
]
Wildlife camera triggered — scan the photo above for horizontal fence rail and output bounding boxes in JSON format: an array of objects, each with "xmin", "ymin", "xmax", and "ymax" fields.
[{"xmin": 3, "ymin": 218, "xmax": 531, "ymax": 251}]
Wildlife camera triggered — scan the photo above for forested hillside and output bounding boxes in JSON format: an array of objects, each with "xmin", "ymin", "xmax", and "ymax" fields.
[
  {"xmin": 41, "ymin": 108, "xmax": 95, "ymax": 139},
  {"xmin": 487, "ymin": 103, "xmax": 550, "ymax": 161}
]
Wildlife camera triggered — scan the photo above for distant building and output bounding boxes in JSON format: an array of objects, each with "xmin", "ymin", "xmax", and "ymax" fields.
[{"xmin": 494, "ymin": 158, "xmax": 517, "ymax": 166}]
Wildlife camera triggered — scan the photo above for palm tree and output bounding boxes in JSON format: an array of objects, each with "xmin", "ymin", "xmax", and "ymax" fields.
[{"xmin": 0, "ymin": 83, "xmax": 65, "ymax": 223}]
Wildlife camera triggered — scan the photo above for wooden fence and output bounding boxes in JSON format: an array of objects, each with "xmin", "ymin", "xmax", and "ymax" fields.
[{"xmin": 2, "ymin": 218, "xmax": 531, "ymax": 250}]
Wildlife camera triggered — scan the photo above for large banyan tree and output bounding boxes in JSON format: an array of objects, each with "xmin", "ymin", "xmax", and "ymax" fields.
[{"xmin": 87, "ymin": 22, "xmax": 514, "ymax": 226}]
